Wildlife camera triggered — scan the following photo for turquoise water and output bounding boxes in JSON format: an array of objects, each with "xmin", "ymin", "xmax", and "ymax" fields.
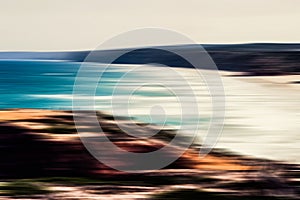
[
  {"xmin": 0, "ymin": 60, "xmax": 197, "ymax": 127},
  {"xmin": 0, "ymin": 60, "xmax": 141, "ymax": 109},
  {"xmin": 0, "ymin": 60, "xmax": 81, "ymax": 109}
]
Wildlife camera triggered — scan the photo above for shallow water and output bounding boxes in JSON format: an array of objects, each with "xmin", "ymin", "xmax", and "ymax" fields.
[{"xmin": 0, "ymin": 60, "xmax": 299, "ymax": 163}]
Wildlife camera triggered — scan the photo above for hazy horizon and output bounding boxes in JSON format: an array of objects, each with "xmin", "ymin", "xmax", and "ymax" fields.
[
  {"xmin": 0, "ymin": 42, "xmax": 300, "ymax": 53},
  {"xmin": 1, "ymin": 0, "xmax": 300, "ymax": 51}
]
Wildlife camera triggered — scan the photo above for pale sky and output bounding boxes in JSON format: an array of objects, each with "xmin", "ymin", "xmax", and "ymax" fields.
[{"xmin": 0, "ymin": 0, "xmax": 299, "ymax": 51}]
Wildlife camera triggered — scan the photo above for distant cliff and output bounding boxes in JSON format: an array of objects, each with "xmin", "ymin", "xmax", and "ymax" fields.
[{"xmin": 1, "ymin": 43, "xmax": 299, "ymax": 75}]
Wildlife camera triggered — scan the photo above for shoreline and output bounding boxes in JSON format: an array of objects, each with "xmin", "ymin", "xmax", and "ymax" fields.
[
  {"xmin": 0, "ymin": 108, "xmax": 257, "ymax": 171},
  {"xmin": 0, "ymin": 108, "xmax": 296, "ymax": 165}
]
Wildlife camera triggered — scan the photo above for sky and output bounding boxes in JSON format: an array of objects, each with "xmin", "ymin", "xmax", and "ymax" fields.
[{"xmin": 0, "ymin": 0, "xmax": 299, "ymax": 51}]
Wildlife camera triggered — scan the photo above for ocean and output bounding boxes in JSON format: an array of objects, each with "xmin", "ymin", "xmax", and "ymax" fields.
[
  {"xmin": 0, "ymin": 60, "xmax": 208, "ymax": 126},
  {"xmin": 0, "ymin": 59, "xmax": 299, "ymax": 164}
]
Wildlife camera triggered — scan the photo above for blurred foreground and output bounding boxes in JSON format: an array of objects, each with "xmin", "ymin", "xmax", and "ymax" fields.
[{"xmin": 0, "ymin": 109, "xmax": 298, "ymax": 199}]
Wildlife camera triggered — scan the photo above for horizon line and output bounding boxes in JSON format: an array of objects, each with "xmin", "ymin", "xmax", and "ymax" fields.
[{"xmin": 0, "ymin": 42, "xmax": 300, "ymax": 53}]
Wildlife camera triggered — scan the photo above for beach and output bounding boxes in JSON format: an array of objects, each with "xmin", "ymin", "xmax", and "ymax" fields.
[
  {"xmin": 0, "ymin": 0, "xmax": 299, "ymax": 198},
  {"xmin": 218, "ymin": 72, "xmax": 300, "ymax": 163}
]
